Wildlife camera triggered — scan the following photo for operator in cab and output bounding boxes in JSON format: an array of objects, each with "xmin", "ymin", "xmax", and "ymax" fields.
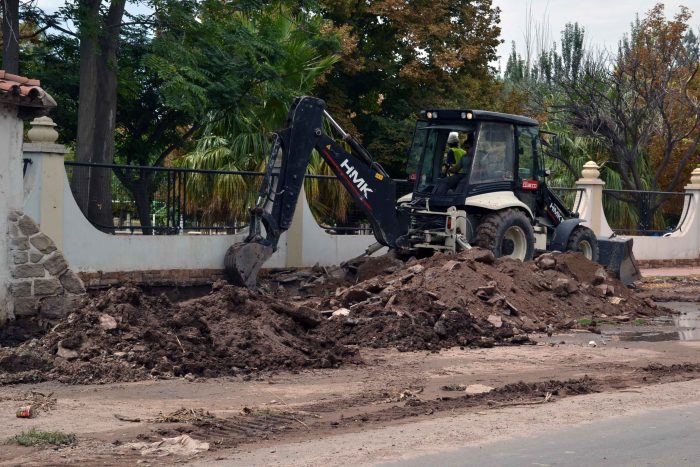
[{"xmin": 434, "ymin": 131, "xmax": 474, "ymax": 195}]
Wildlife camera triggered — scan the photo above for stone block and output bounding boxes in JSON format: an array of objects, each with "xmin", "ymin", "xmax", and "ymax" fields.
[
  {"xmin": 29, "ymin": 233, "xmax": 56, "ymax": 254},
  {"xmin": 10, "ymin": 237, "xmax": 29, "ymax": 251},
  {"xmin": 8, "ymin": 209, "xmax": 22, "ymax": 222},
  {"xmin": 59, "ymin": 270, "xmax": 86, "ymax": 294},
  {"xmin": 18, "ymin": 215, "xmax": 40, "ymax": 236},
  {"xmin": 30, "ymin": 252, "xmax": 43, "ymax": 263},
  {"xmin": 39, "ymin": 295, "xmax": 66, "ymax": 320},
  {"xmin": 33, "ymin": 278, "xmax": 62, "ymax": 296},
  {"xmin": 12, "ymin": 264, "xmax": 46, "ymax": 278},
  {"xmin": 14, "ymin": 298, "xmax": 38, "ymax": 317},
  {"xmin": 12, "ymin": 251, "xmax": 28, "ymax": 265},
  {"xmin": 10, "ymin": 281, "xmax": 32, "ymax": 298},
  {"xmin": 8, "ymin": 222, "xmax": 20, "ymax": 238},
  {"xmin": 43, "ymin": 252, "xmax": 68, "ymax": 276}
]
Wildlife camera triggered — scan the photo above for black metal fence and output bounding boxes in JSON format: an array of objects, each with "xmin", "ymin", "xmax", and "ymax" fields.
[
  {"xmin": 550, "ymin": 187, "xmax": 584, "ymax": 214},
  {"xmin": 64, "ymin": 161, "xmax": 414, "ymax": 236},
  {"xmin": 22, "ymin": 158, "xmax": 32, "ymax": 176},
  {"xmin": 602, "ymin": 189, "xmax": 691, "ymax": 235}
]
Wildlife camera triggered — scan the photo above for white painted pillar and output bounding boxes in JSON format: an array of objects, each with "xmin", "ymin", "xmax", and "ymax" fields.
[
  {"xmin": 0, "ymin": 104, "xmax": 26, "ymax": 322},
  {"xmin": 23, "ymin": 117, "xmax": 67, "ymax": 249},
  {"xmin": 574, "ymin": 161, "xmax": 613, "ymax": 236}
]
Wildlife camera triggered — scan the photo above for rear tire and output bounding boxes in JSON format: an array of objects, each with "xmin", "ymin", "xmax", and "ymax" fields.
[
  {"xmin": 474, "ymin": 209, "xmax": 535, "ymax": 261},
  {"xmin": 567, "ymin": 226, "xmax": 599, "ymax": 261}
]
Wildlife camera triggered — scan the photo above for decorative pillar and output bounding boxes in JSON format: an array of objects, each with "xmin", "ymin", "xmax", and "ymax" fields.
[
  {"xmin": 575, "ymin": 161, "xmax": 612, "ymax": 236},
  {"xmin": 683, "ymin": 167, "xmax": 700, "ymax": 256},
  {"xmin": 23, "ymin": 116, "xmax": 67, "ymax": 248}
]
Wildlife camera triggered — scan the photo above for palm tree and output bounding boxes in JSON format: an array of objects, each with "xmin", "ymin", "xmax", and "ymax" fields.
[{"xmin": 179, "ymin": 7, "xmax": 350, "ymax": 227}]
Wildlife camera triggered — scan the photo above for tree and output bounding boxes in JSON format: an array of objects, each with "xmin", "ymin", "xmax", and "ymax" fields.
[
  {"xmin": 160, "ymin": 2, "xmax": 342, "ymax": 224},
  {"xmin": 316, "ymin": 0, "xmax": 503, "ymax": 175},
  {"xmin": 1, "ymin": 0, "xmax": 19, "ymax": 73},
  {"xmin": 555, "ymin": 5, "xmax": 700, "ymax": 229}
]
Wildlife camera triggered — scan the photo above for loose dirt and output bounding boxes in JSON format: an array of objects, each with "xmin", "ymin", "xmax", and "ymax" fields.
[{"xmin": 0, "ymin": 249, "xmax": 665, "ymax": 385}]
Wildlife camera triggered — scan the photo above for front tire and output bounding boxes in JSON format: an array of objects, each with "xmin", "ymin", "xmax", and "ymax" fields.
[
  {"xmin": 567, "ymin": 226, "xmax": 599, "ymax": 261},
  {"xmin": 474, "ymin": 209, "xmax": 535, "ymax": 261}
]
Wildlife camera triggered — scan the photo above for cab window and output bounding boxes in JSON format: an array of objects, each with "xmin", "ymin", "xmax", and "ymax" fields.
[
  {"xmin": 470, "ymin": 122, "xmax": 515, "ymax": 184},
  {"xmin": 517, "ymin": 126, "xmax": 538, "ymax": 180}
]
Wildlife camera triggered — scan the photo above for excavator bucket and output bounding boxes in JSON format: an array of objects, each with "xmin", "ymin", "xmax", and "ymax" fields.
[
  {"xmin": 596, "ymin": 237, "xmax": 641, "ymax": 285},
  {"xmin": 224, "ymin": 242, "xmax": 273, "ymax": 288}
]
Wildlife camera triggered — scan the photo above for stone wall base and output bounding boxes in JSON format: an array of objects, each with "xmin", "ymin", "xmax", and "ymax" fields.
[
  {"xmin": 636, "ymin": 258, "xmax": 700, "ymax": 269},
  {"xmin": 78, "ymin": 269, "xmax": 226, "ymax": 290}
]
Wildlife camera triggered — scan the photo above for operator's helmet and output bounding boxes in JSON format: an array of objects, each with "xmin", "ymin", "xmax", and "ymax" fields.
[{"xmin": 447, "ymin": 132, "xmax": 459, "ymax": 145}]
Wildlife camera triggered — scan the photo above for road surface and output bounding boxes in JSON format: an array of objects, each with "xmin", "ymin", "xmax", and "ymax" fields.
[{"xmin": 386, "ymin": 403, "xmax": 700, "ymax": 467}]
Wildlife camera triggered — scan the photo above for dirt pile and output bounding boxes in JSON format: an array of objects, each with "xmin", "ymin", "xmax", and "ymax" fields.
[
  {"xmin": 311, "ymin": 249, "xmax": 660, "ymax": 351},
  {"xmin": 0, "ymin": 284, "xmax": 356, "ymax": 384},
  {"xmin": 0, "ymin": 249, "xmax": 665, "ymax": 384}
]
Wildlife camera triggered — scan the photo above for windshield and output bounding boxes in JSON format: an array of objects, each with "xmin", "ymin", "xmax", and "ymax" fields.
[
  {"xmin": 470, "ymin": 122, "xmax": 515, "ymax": 184},
  {"xmin": 406, "ymin": 123, "xmax": 477, "ymax": 194}
]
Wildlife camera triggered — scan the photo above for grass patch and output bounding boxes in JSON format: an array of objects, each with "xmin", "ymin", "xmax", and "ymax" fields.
[
  {"xmin": 6, "ymin": 428, "xmax": 76, "ymax": 447},
  {"xmin": 634, "ymin": 318, "xmax": 647, "ymax": 326},
  {"xmin": 578, "ymin": 318, "xmax": 608, "ymax": 326}
]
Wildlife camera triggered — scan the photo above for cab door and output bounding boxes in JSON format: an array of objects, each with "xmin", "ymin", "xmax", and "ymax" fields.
[{"xmin": 515, "ymin": 126, "xmax": 539, "ymax": 213}]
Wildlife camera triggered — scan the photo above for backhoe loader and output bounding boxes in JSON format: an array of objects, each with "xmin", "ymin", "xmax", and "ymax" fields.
[{"xmin": 225, "ymin": 96, "xmax": 639, "ymax": 287}]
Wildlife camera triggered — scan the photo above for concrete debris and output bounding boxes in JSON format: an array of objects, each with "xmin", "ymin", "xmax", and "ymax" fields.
[
  {"xmin": 125, "ymin": 434, "xmax": 210, "ymax": 457},
  {"xmin": 464, "ymin": 384, "xmax": 495, "ymax": 395},
  {"xmin": 331, "ymin": 308, "xmax": 351, "ymax": 318},
  {"xmin": 487, "ymin": 314, "xmax": 503, "ymax": 328},
  {"xmin": 99, "ymin": 314, "xmax": 118, "ymax": 331}
]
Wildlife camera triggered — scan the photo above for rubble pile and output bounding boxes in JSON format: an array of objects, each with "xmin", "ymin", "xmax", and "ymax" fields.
[
  {"xmin": 310, "ymin": 249, "xmax": 659, "ymax": 351},
  {"xmin": 0, "ymin": 249, "xmax": 663, "ymax": 384},
  {"xmin": 1, "ymin": 284, "xmax": 356, "ymax": 384}
]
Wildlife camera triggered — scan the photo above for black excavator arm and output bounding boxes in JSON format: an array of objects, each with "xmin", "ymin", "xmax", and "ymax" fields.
[{"xmin": 225, "ymin": 96, "xmax": 407, "ymax": 287}]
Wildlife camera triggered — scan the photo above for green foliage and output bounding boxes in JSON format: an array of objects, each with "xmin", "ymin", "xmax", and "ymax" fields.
[
  {"xmin": 316, "ymin": 0, "xmax": 503, "ymax": 175},
  {"xmin": 6, "ymin": 429, "xmax": 76, "ymax": 447},
  {"xmin": 170, "ymin": 3, "xmax": 344, "ymax": 223}
]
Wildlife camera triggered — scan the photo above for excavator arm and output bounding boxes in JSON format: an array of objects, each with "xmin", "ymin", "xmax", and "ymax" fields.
[{"xmin": 225, "ymin": 96, "xmax": 407, "ymax": 287}]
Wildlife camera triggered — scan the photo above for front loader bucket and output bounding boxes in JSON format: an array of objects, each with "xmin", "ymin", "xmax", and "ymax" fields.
[
  {"xmin": 596, "ymin": 236, "xmax": 641, "ymax": 285},
  {"xmin": 224, "ymin": 242, "xmax": 273, "ymax": 288}
]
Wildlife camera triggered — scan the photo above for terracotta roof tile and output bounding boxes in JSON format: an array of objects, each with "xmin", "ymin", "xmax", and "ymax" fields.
[{"xmin": 0, "ymin": 69, "xmax": 56, "ymax": 117}]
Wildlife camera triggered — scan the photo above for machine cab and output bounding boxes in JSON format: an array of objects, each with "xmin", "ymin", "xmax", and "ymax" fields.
[{"xmin": 406, "ymin": 109, "xmax": 541, "ymax": 209}]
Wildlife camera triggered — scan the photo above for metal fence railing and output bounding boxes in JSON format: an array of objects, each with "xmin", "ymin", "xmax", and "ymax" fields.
[
  {"xmin": 602, "ymin": 189, "xmax": 691, "ymax": 236},
  {"xmin": 22, "ymin": 158, "xmax": 32, "ymax": 176},
  {"xmin": 550, "ymin": 187, "xmax": 584, "ymax": 214},
  {"xmin": 64, "ymin": 161, "xmax": 415, "ymax": 236}
]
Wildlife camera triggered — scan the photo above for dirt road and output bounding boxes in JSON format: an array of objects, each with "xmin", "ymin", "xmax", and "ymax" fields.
[{"xmin": 2, "ymin": 324, "xmax": 700, "ymax": 466}]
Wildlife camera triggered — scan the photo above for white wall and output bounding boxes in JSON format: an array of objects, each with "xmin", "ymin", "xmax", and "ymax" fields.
[
  {"xmin": 21, "ymin": 163, "xmax": 379, "ymax": 273},
  {"xmin": 0, "ymin": 104, "xmax": 25, "ymax": 319}
]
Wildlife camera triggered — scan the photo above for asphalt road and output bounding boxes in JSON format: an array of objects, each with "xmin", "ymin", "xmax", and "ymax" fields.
[{"xmin": 383, "ymin": 403, "xmax": 700, "ymax": 467}]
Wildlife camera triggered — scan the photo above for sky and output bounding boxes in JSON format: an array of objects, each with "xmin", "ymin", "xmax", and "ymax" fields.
[{"xmin": 493, "ymin": 0, "xmax": 699, "ymax": 69}]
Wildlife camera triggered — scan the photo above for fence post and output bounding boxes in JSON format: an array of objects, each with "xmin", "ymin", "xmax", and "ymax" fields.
[
  {"xmin": 574, "ymin": 161, "xmax": 612, "ymax": 236},
  {"xmin": 684, "ymin": 167, "xmax": 700, "ymax": 254},
  {"xmin": 23, "ymin": 117, "xmax": 67, "ymax": 248}
]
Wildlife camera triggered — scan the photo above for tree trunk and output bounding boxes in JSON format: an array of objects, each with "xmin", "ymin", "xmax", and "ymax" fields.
[
  {"xmin": 1, "ymin": 0, "xmax": 19, "ymax": 74},
  {"xmin": 73, "ymin": 0, "xmax": 126, "ymax": 231},
  {"xmin": 86, "ymin": 0, "xmax": 126, "ymax": 231},
  {"xmin": 73, "ymin": 0, "xmax": 101, "ymax": 215},
  {"xmin": 132, "ymin": 179, "xmax": 154, "ymax": 235}
]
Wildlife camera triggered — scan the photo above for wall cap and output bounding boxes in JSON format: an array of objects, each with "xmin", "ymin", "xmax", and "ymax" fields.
[
  {"xmin": 27, "ymin": 116, "xmax": 59, "ymax": 143},
  {"xmin": 23, "ymin": 142, "xmax": 67, "ymax": 155}
]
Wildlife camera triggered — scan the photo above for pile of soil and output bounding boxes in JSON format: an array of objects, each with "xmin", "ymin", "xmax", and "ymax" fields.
[
  {"xmin": 0, "ymin": 249, "xmax": 664, "ymax": 384},
  {"xmin": 310, "ymin": 249, "xmax": 660, "ymax": 351},
  {"xmin": 0, "ymin": 284, "xmax": 356, "ymax": 384}
]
